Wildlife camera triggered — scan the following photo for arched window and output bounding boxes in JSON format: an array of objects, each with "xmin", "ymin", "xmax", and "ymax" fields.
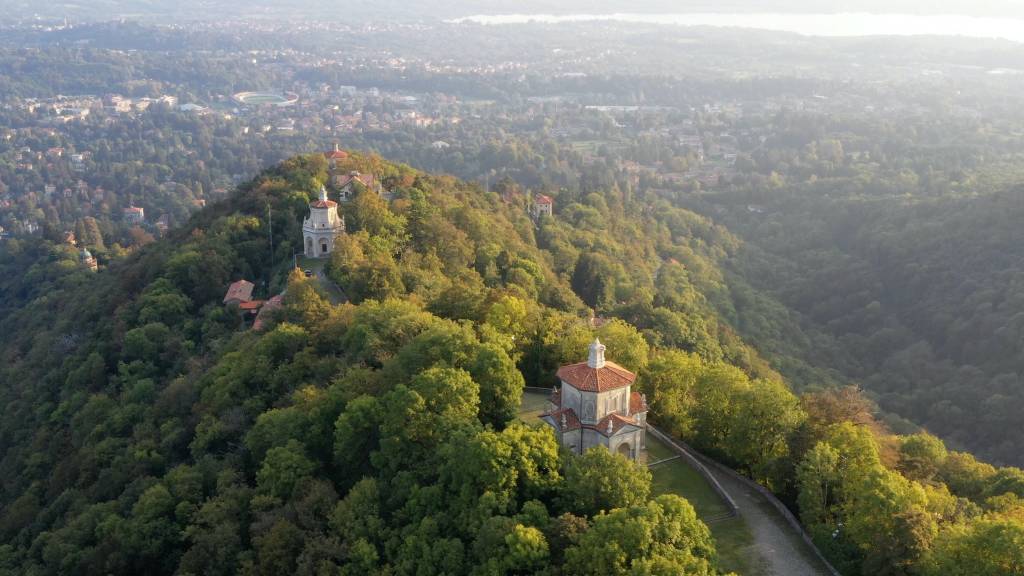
[{"xmin": 617, "ymin": 442, "xmax": 632, "ymax": 459}]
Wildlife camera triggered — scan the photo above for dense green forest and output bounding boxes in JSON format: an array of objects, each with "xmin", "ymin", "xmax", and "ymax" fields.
[
  {"xmin": 0, "ymin": 152, "xmax": 1021, "ymax": 575},
  {"xmin": 739, "ymin": 191, "xmax": 1024, "ymax": 465},
  {"xmin": 678, "ymin": 123, "xmax": 1024, "ymax": 466}
]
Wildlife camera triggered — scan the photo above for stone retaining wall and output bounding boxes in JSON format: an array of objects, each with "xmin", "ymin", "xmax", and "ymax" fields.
[
  {"xmin": 645, "ymin": 424, "xmax": 739, "ymax": 517},
  {"xmin": 651, "ymin": 426, "xmax": 844, "ymax": 576}
]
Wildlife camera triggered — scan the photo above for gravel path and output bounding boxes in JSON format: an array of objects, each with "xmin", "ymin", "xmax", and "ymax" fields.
[
  {"xmin": 315, "ymin": 269, "xmax": 348, "ymax": 304},
  {"xmin": 706, "ymin": 466, "xmax": 832, "ymax": 576}
]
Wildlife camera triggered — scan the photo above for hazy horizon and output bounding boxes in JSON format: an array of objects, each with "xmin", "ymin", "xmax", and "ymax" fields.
[
  {"xmin": 5, "ymin": 0, "xmax": 1024, "ymax": 24},
  {"xmin": 450, "ymin": 12, "xmax": 1024, "ymax": 44}
]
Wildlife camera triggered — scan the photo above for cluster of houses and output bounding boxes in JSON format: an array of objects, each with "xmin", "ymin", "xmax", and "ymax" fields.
[
  {"xmin": 12, "ymin": 146, "xmax": 86, "ymax": 173},
  {"xmin": 222, "ymin": 279, "xmax": 283, "ymax": 331},
  {"xmin": 17, "ymin": 94, "xmax": 179, "ymax": 124}
]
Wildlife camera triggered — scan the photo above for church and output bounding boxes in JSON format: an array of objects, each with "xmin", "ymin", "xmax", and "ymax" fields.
[
  {"xmin": 303, "ymin": 185, "xmax": 345, "ymax": 258},
  {"xmin": 540, "ymin": 339, "xmax": 648, "ymax": 460}
]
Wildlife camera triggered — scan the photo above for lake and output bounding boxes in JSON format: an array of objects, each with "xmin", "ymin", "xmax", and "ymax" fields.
[{"xmin": 450, "ymin": 13, "xmax": 1024, "ymax": 44}]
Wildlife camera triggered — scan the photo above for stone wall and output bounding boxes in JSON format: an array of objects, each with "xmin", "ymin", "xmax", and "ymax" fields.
[
  {"xmin": 644, "ymin": 424, "xmax": 738, "ymax": 518},
  {"xmin": 648, "ymin": 424, "xmax": 843, "ymax": 576}
]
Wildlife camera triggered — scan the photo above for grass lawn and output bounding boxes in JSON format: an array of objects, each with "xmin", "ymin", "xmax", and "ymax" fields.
[
  {"xmin": 647, "ymin": 436, "xmax": 730, "ymax": 519},
  {"xmin": 646, "ymin": 434, "xmax": 763, "ymax": 575},
  {"xmin": 517, "ymin": 389, "xmax": 765, "ymax": 575},
  {"xmin": 709, "ymin": 516, "xmax": 766, "ymax": 576},
  {"xmin": 518, "ymin": 390, "xmax": 551, "ymax": 425},
  {"xmin": 295, "ymin": 255, "xmax": 327, "ymax": 273}
]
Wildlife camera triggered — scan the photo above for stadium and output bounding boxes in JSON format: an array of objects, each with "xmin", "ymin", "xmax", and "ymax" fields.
[{"xmin": 232, "ymin": 91, "xmax": 299, "ymax": 107}]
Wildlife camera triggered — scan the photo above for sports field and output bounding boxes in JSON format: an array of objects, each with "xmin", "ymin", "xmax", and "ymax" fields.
[{"xmin": 233, "ymin": 91, "xmax": 298, "ymax": 106}]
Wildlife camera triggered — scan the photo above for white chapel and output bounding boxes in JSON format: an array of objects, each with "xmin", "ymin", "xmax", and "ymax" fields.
[
  {"xmin": 540, "ymin": 339, "xmax": 648, "ymax": 460},
  {"xmin": 303, "ymin": 185, "xmax": 345, "ymax": 258}
]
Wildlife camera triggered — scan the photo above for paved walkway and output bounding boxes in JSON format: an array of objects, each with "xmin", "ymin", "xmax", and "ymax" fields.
[
  {"xmin": 704, "ymin": 464, "xmax": 832, "ymax": 576},
  {"xmin": 315, "ymin": 269, "xmax": 348, "ymax": 304}
]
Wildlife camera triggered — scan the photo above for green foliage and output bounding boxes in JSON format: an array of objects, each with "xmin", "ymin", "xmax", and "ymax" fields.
[
  {"xmin": 256, "ymin": 440, "xmax": 317, "ymax": 500},
  {"xmin": 561, "ymin": 448, "xmax": 652, "ymax": 517},
  {"xmin": 898, "ymin": 433, "xmax": 948, "ymax": 482},
  {"xmin": 920, "ymin": 506, "xmax": 1024, "ymax": 576},
  {"xmin": 3, "ymin": 151, "xmax": 1015, "ymax": 576},
  {"xmin": 563, "ymin": 495, "xmax": 717, "ymax": 576}
]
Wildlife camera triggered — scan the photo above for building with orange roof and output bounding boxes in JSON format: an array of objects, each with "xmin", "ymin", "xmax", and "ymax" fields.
[
  {"xmin": 303, "ymin": 185, "xmax": 346, "ymax": 258},
  {"xmin": 123, "ymin": 205, "xmax": 145, "ymax": 224},
  {"xmin": 223, "ymin": 279, "xmax": 255, "ymax": 306},
  {"xmin": 531, "ymin": 194, "xmax": 553, "ymax": 219},
  {"xmin": 540, "ymin": 339, "xmax": 648, "ymax": 460},
  {"xmin": 332, "ymin": 170, "xmax": 380, "ymax": 201},
  {"xmin": 253, "ymin": 294, "xmax": 284, "ymax": 331},
  {"xmin": 325, "ymin": 142, "xmax": 349, "ymax": 169}
]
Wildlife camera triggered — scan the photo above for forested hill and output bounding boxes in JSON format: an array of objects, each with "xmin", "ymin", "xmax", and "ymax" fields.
[
  {"xmin": 697, "ymin": 183, "xmax": 1024, "ymax": 467},
  {"xmin": 0, "ymin": 153, "xmax": 1021, "ymax": 575}
]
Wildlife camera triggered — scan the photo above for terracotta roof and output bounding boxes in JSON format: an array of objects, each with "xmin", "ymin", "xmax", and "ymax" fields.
[
  {"xmin": 223, "ymin": 280, "xmax": 255, "ymax": 304},
  {"xmin": 238, "ymin": 300, "xmax": 264, "ymax": 311},
  {"xmin": 596, "ymin": 413, "xmax": 640, "ymax": 436},
  {"xmin": 556, "ymin": 360, "xmax": 636, "ymax": 392},
  {"xmin": 629, "ymin": 391, "xmax": 647, "ymax": 414},
  {"xmin": 326, "ymin": 150, "xmax": 349, "ymax": 160},
  {"xmin": 253, "ymin": 294, "xmax": 283, "ymax": 331},
  {"xmin": 310, "ymin": 199, "xmax": 338, "ymax": 209},
  {"xmin": 541, "ymin": 407, "xmax": 581, "ymax": 431},
  {"xmin": 337, "ymin": 172, "xmax": 375, "ymax": 188},
  {"xmin": 124, "ymin": 206, "xmax": 144, "ymax": 213},
  {"xmin": 535, "ymin": 194, "xmax": 553, "ymax": 205}
]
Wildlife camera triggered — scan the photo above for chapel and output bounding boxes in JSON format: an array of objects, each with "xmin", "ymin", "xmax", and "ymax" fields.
[
  {"xmin": 303, "ymin": 185, "xmax": 345, "ymax": 258},
  {"xmin": 540, "ymin": 339, "xmax": 648, "ymax": 460}
]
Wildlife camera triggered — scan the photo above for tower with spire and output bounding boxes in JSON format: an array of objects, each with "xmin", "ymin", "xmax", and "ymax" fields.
[
  {"xmin": 540, "ymin": 338, "xmax": 648, "ymax": 460},
  {"xmin": 302, "ymin": 185, "xmax": 345, "ymax": 258}
]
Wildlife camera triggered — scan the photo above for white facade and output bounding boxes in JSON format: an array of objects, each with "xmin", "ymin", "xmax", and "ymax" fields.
[
  {"xmin": 303, "ymin": 186, "xmax": 345, "ymax": 258},
  {"xmin": 541, "ymin": 339, "xmax": 648, "ymax": 460},
  {"xmin": 531, "ymin": 195, "xmax": 554, "ymax": 219}
]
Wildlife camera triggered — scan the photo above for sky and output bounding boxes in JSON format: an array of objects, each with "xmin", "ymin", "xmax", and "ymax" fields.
[{"xmin": 4, "ymin": 0, "xmax": 1024, "ymax": 23}]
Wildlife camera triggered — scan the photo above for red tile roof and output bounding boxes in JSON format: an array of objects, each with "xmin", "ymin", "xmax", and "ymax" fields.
[
  {"xmin": 541, "ymin": 407, "xmax": 581, "ymax": 431},
  {"xmin": 310, "ymin": 199, "xmax": 338, "ymax": 209},
  {"xmin": 629, "ymin": 391, "xmax": 647, "ymax": 414},
  {"xmin": 326, "ymin": 150, "xmax": 349, "ymax": 160},
  {"xmin": 556, "ymin": 360, "xmax": 636, "ymax": 392},
  {"xmin": 223, "ymin": 280, "xmax": 255, "ymax": 304},
  {"xmin": 253, "ymin": 294, "xmax": 283, "ymax": 331},
  {"xmin": 596, "ymin": 413, "xmax": 640, "ymax": 436},
  {"xmin": 337, "ymin": 172, "xmax": 375, "ymax": 189},
  {"xmin": 535, "ymin": 194, "xmax": 553, "ymax": 205},
  {"xmin": 238, "ymin": 300, "xmax": 264, "ymax": 311}
]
